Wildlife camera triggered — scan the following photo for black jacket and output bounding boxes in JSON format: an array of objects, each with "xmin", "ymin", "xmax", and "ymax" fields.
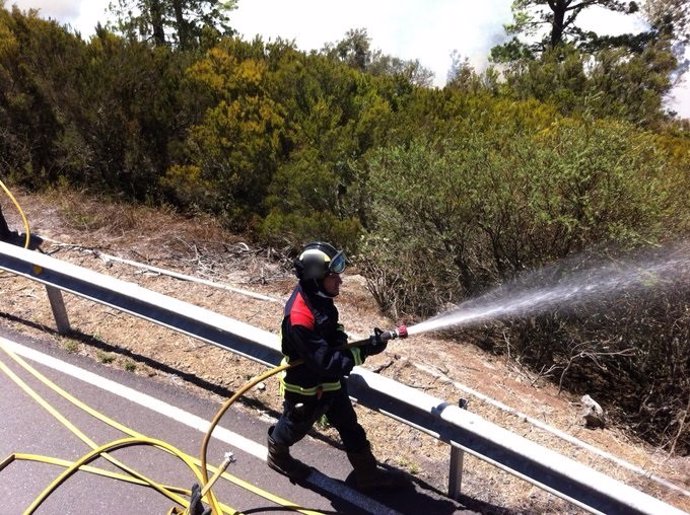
[{"xmin": 279, "ymin": 281, "xmax": 363, "ymax": 396}]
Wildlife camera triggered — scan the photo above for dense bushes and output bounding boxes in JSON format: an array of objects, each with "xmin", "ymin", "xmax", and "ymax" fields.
[
  {"xmin": 361, "ymin": 117, "xmax": 681, "ymax": 314},
  {"xmin": 0, "ymin": 7, "xmax": 204, "ymax": 198}
]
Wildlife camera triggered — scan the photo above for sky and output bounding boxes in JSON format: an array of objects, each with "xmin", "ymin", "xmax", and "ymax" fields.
[{"xmin": 8, "ymin": 0, "xmax": 690, "ymax": 118}]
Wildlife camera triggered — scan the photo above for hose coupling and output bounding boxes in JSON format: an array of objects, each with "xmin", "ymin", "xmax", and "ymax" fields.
[{"xmin": 379, "ymin": 324, "xmax": 408, "ymax": 342}]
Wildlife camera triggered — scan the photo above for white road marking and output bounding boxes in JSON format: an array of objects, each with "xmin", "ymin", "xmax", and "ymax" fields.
[{"xmin": 0, "ymin": 336, "xmax": 267, "ymax": 460}]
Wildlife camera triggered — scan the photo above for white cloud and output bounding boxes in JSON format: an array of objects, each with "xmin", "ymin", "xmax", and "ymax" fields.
[
  {"xmin": 72, "ymin": 1, "xmax": 110, "ymax": 34},
  {"xmin": 667, "ymin": 74, "xmax": 690, "ymax": 117},
  {"xmin": 579, "ymin": 4, "xmax": 649, "ymax": 34},
  {"xmin": 10, "ymin": 0, "xmax": 111, "ymax": 35},
  {"xmin": 231, "ymin": 0, "xmax": 513, "ymax": 87},
  {"xmin": 11, "ymin": 0, "xmax": 80, "ymax": 21}
]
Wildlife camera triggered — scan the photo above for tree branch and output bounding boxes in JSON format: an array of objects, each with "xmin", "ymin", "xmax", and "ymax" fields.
[{"xmin": 566, "ymin": 1, "xmax": 606, "ymax": 12}]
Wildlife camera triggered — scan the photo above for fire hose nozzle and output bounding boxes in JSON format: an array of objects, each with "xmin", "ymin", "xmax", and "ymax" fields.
[{"xmin": 380, "ymin": 324, "xmax": 408, "ymax": 342}]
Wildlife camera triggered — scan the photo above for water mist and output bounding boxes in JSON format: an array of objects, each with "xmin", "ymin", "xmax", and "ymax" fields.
[{"xmin": 406, "ymin": 242, "xmax": 690, "ymax": 336}]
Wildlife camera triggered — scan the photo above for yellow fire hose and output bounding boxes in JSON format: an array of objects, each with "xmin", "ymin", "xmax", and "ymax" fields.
[
  {"xmin": 200, "ymin": 360, "xmax": 294, "ymax": 500},
  {"xmin": 0, "ymin": 342, "xmax": 326, "ymax": 515},
  {"xmin": 0, "ymin": 354, "xmax": 202, "ymax": 513},
  {"xmin": 25, "ymin": 437, "xmax": 206, "ymax": 514},
  {"xmin": 2, "ymin": 452, "xmax": 193, "ymax": 495}
]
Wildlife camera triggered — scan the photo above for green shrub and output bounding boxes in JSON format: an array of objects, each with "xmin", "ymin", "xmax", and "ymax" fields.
[{"xmin": 361, "ymin": 117, "xmax": 680, "ymax": 317}]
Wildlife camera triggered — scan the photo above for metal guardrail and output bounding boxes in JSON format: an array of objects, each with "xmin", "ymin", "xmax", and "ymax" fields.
[{"xmin": 0, "ymin": 241, "xmax": 685, "ymax": 515}]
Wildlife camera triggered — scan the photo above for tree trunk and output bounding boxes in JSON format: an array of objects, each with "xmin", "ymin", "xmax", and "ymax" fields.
[
  {"xmin": 171, "ymin": 0, "xmax": 189, "ymax": 49},
  {"xmin": 550, "ymin": 0, "xmax": 567, "ymax": 48},
  {"xmin": 149, "ymin": 0, "xmax": 166, "ymax": 46}
]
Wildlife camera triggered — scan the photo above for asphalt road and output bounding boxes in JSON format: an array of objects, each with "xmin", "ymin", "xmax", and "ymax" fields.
[{"xmin": 0, "ymin": 328, "xmax": 474, "ymax": 514}]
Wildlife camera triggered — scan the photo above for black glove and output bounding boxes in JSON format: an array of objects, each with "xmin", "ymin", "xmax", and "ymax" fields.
[
  {"xmin": 335, "ymin": 326, "xmax": 349, "ymax": 348},
  {"xmin": 364, "ymin": 327, "xmax": 388, "ymax": 356}
]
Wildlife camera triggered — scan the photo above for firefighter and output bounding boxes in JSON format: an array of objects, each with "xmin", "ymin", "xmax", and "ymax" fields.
[{"xmin": 267, "ymin": 241, "xmax": 409, "ymax": 491}]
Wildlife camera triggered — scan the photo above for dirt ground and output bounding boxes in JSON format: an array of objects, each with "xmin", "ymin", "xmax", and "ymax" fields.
[{"xmin": 1, "ymin": 189, "xmax": 689, "ymax": 514}]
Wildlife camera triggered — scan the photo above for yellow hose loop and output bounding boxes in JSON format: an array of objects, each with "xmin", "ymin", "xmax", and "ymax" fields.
[
  {"xmin": 0, "ymin": 357, "xmax": 193, "ymax": 510},
  {"xmin": 7, "ymin": 453, "xmax": 191, "ymax": 494},
  {"xmin": 199, "ymin": 361, "xmax": 296, "ymax": 512},
  {"xmin": 0, "ymin": 344, "xmax": 318, "ymax": 515},
  {"xmin": 0, "ymin": 348, "xmax": 226, "ymax": 515},
  {"xmin": 4, "ymin": 453, "xmax": 240, "ymax": 514},
  {"xmin": 0, "ymin": 179, "xmax": 31, "ymax": 248},
  {"xmin": 24, "ymin": 437, "xmax": 205, "ymax": 514},
  {"xmin": 199, "ymin": 361, "xmax": 298, "ymax": 488}
]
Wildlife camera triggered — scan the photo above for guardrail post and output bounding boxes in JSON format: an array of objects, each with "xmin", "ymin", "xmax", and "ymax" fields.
[
  {"xmin": 448, "ymin": 398, "xmax": 468, "ymax": 499},
  {"xmin": 45, "ymin": 285, "xmax": 70, "ymax": 334}
]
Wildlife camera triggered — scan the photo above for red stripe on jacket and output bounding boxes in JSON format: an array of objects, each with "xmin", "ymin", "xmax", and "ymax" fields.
[{"xmin": 289, "ymin": 291, "xmax": 315, "ymax": 330}]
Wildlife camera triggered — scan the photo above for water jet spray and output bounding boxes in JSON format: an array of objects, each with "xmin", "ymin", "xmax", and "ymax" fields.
[{"xmin": 403, "ymin": 242, "xmax": 690, "ymax": 338}]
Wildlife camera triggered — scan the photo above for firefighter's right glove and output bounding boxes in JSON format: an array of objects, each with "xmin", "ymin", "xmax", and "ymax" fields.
[{"xmin": 364, "ymin": 327, "xmax": 388, "ymax": 356}]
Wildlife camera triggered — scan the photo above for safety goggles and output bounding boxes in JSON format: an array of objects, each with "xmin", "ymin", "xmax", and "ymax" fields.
[{"xmin": 328, "ymin": 251, "xmax": 347, "ymax": 275}]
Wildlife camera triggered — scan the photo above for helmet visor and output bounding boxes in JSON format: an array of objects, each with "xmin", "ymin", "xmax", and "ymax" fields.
[{"xmin": 328, "ymin": 251, "xmax": 347, "ymax": 275}]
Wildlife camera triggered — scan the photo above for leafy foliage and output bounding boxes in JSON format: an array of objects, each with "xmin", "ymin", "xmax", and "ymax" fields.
[
  {"xmin": 108, "ymin": 0, "xmax": 237, "ymax": 49},
  {"xmin": 499, "ymin": 41, "xmax": 677, "ymax": 125},
  {"xmin": 491, "ymin": 0, "xmax": 643, "ymax": 61},
  {"xmin": 491, "ymin": 0, "xmax": 683, "ymax": 126},
  {"xmin": 361, "ymin": 115, "xmax": 679, "ymax": 315},
  {"xmin": 165, "ymin": 39, "xmax": 286, "ymax": 226}
]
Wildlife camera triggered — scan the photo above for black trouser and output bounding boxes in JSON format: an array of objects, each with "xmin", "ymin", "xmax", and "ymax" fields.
[
  {"xmin": 0, "ymin": 205, "xmax": 11, "ymax": 239},
  {"xmin": 272, "ymin": 382, "xmax": 368, "ymax": 453}
]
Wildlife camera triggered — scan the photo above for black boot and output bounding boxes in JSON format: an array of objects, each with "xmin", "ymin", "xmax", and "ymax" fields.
[
  {"xmin": 18, "ymin": 232, "xmax": 43, "ymax": 250},
  {"xmin": 0, "ymin": 230, "xmax": 42, "ymax": 249},
  {"xmin": 0, "ymin": 206, "xmax": 11, "ymax": 240},
  {"xmin": 347, "ymin": 443, "xmax": 412, "ymax": 492},
  {"xmin": 267, "ymin": 426, "xmax": 311, "ymax": 480}
]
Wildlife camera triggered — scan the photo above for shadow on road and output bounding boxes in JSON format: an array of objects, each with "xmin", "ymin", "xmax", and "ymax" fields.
[
  {"xmin": 0, "ymin": 316, "xmax": 274, "ymax": 407},
  {"xmin": 279, "ymin": 466, "xmax": 509, "ymax": 515}
]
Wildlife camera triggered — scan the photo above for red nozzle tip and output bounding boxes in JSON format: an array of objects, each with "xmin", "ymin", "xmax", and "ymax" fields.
[{"xmin": 397, "ymin": 325, "xmax": 408, "ymax": 338}]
